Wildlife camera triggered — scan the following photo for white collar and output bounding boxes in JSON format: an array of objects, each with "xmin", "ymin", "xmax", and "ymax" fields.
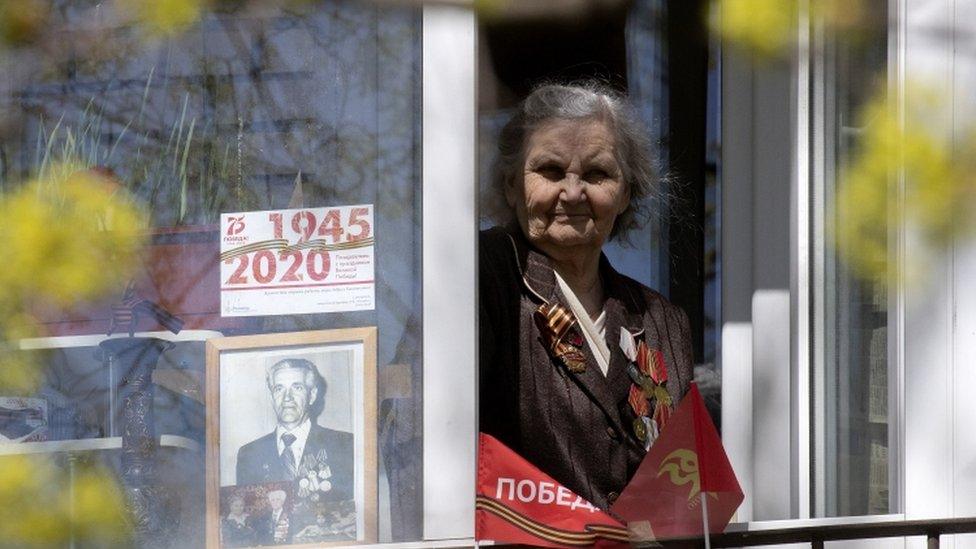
[
  {"xmin": 276, "ymin": 418, "xmax": 312, "ymax": 464},
  {"xmin": 554, "ymin": 270, "xmax": 610, "ymax": 376}
]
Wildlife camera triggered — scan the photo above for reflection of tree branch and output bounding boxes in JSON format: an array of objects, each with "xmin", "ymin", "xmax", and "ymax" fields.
[{"xmin": 4, "ymin": 2, "xmax": 424, "ymax": 228}]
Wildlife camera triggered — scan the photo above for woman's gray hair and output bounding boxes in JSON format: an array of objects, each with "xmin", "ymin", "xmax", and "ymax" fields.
[{"xmin": 490, "ymin": 81, "xmax": 660, "ymax": 241}]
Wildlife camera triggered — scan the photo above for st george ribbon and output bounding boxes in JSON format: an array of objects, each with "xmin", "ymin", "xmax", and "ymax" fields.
[{"xmin": 476, "ymin": 433, "xmax": 629, "ymax": 548}]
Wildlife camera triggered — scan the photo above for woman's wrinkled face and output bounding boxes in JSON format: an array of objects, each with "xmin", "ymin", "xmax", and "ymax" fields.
[
  {"xmin": 230, "ymin": 498, "xmax": 245, "ymax": 515},
  {"xmin": 506, "ymin": 118, "xmax": 629, "ymax": 255}
]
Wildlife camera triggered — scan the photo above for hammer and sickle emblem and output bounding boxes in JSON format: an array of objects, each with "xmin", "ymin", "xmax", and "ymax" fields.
[
  {"xmin": 657, "ymin": 449, "xmax": 702, "ymax": 501},
  {"xmin": 657, "ymin": 449, "xmax": 721, "ymax": 502}
]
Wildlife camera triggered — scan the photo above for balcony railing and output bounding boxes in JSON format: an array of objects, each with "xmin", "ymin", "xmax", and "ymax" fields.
[{"xmin": 645, "ymin": 517, "xmax": 976, "ymax": 548}]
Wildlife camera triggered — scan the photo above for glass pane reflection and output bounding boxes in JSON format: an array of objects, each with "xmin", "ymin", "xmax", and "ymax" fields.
[
  {"xmin": 0, "ymin": 2, "xmax": 422, "ymax": 545},
  {"xmin": 822, "ymin": 0, "xmax": 891, "ymax": 517}
]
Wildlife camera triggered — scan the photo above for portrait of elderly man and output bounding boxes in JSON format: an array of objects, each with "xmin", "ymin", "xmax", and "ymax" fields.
[
  {"xmin": 252, "ymin": 489, "xmax": 291, "ymax": 546},
  {"xmin": 235, "ymin": 358, "xmax": 354, "ymax": 502}
]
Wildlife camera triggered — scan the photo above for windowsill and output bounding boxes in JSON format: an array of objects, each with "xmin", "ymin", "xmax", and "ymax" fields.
[{"xmin": 726, "ymin": 513, "xmax": 906, "ymax": 532}]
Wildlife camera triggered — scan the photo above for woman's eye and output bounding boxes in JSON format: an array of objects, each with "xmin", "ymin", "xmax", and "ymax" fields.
[
  {"xmin": 536, "ymin": 165, "xmax": 564, "ymax": 180},
  {"xmin": 584, "ymin": 169, "xmax": 609, "ymax": 181}
]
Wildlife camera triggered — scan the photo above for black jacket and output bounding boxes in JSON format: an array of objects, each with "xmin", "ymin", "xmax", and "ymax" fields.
[
  {"xmin": 479, "ymin": 227, "xmax": 694, "ymax": 510},
  {"xmin": 236, "ymin": 423, "xmax": 354, "ymax": 502}
]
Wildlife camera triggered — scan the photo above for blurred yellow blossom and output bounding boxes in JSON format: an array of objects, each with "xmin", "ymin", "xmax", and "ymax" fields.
[
  {"xmin": 711, "ymin": 0, "xmax": 797, "ymax": 58},
  {"xmin": 117, "ymin": 0, "xmax": 208, "ymax": 36},
  {"xmin": 0, "ymin": 162, "xmax": 143, "ymax": 543},
  {"xmin": 1, "ymin": 163, "xmax": 146, "ymax": 307},
  {"xmin": 0, "ymin": 455, "xmax": 130, "ymax": 546},
  {"xmin": 0, "ymin": 354, "xmax": 43, "ymax": 394},
  {"xmin": 70, "ymin": 465, "xmax": 133, "ymax": 544},
  {"xmin": 711, "ymin": 0, "xmax": 867, "ymax": 58},
  {"xmin": 833, "ymin": 86, "xmax": 976, "ymax": 283},
  {"xmin": 0, "ymin": 162, "xmax": 145, "ymax": 395},
  {"xmin": 0, "ymin": 0, "xmax": 49, "ymax": 46}
]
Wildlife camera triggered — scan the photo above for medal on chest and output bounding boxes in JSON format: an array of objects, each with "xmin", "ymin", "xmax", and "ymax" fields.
[
  {"xmin": 533, "ymin": 302, "xmax": 587, "ymax": 373},
  {"xmin": 620, "ymin": 328, "xmax": 672, "ymax": 448}
]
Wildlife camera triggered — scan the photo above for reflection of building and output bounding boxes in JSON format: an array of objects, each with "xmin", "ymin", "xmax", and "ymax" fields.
[{"xmin": 4, "ymin": 0, "xmax": 976, "ymax": 546}]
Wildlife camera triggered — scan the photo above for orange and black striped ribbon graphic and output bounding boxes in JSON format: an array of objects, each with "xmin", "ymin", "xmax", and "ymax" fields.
[
  {"xmin": 535, "ymin": 302, "xmax": 576, "ymax": 346},
  {"xmin": 220, "ymin": 236, "xmax": 375, "ymax": 262},
  {"xmin": 534, "ymin": 302, "xmax": 588, "ymax": 373},
  {"xmin": 476, "ymin": 495, "xmax": 630, "ymax": 546}
]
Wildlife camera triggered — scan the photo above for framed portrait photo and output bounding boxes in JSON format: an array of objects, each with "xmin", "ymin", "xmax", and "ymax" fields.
[{"xmin": 205, "ymin": 328, "xmax": 377, "ymax": 548}]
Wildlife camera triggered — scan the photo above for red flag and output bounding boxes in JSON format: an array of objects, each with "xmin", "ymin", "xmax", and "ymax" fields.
[
  {"xmin": 476, "ymin": 433, "xmax": 630, "ymax": 547},
  {"xmin": 610, "ymin": 384, "xmax": 743, "ymax": 542}
]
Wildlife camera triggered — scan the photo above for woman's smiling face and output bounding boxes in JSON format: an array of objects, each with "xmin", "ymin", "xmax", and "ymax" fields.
[{"xmin": 506, "ymin": 117, "xmax": 629, "ymax": 257}]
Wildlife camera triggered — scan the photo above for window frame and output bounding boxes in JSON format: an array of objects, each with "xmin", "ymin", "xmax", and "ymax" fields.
[
  {"xmin": 420, "ymin": 3, "xmax": 478, "ymax": 542},
  {"xmin": 720, "ymin": 0, "xmax": 976, "ymax": 534},
  {"xmin": 809, "ymin": 0, "xmax": 905, "ymax": 520}
]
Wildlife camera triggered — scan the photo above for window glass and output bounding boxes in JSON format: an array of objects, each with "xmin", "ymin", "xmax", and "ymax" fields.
[
  {"xmin": 1, "ymin": 1, "xmax": 422, "ymax": 545},
  {"xmin": 821, "ymin": 0, "xmax": 891, "ymax": 516}
]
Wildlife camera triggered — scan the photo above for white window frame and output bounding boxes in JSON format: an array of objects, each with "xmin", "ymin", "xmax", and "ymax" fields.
[
  {"xmin": 421, "ymin": 3, "xmax": 478, "ymax": 543},
  {"xmin": 724, "ymin": 0, "xmax": 976, "ymax": 546},
  {"xmin": 720, "ymin": 0, "xmax": 900, "ymax": 526},
  {"xmin": 719, "ymin": 1, "xmax": 799, "ymax": 522}
]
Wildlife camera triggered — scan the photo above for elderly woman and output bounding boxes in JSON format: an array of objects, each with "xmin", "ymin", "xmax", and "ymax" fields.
[
  {"xmin": 221, "ymin": 494, "xmax": 256, "ymax": 547},
  {"xmin": 480, "ymin": 83, "xmax": 694, "ymax": 511}
]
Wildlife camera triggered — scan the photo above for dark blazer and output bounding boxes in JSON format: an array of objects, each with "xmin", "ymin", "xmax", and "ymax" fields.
[
  {"xmin": 220, "ymin": 516, "xmax": 257, "ymax": 548},
  {"xmin": 480, "ymin": 227, "xmax": 694, "ymax": 511},
  {"xmin": 236, "ymin": 423, "xmax": 354, "ymax": 500},
  {"xmin": 252, "ymin": 509, "xmax": 291, "ymax": 546}
]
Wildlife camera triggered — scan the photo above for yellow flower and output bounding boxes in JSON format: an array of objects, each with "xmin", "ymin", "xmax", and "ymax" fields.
[
  {"xmin": 117, "ymin": 0, "xmax": 208, "ymax": 36},
  {"xmin": 0, "ymin": 0, "xmax": 49, "ymax": 46},
  {"xmin": 0, "ymin": 455, "xmax": 130, "ymax": 546},
  {"xmin": 71, "ymin": 467, "xmax": 132, "ymax": 544},
  {"xmin": 0, "ymin": 162, "xmax": 146, "ymax": 393},
  {"xmin": 833, "ymin": 86, "xmax": 976, "ymax": 284},
  {"xmin": 711, "ymin": 0, "xmax": 798, "ymax": 58},
  {"xmin": 711, "ymin": 0, "xmax": 867, "ymax": 58},
  {"xmin": 0, "ymin": 163, "xmax": 146, "ymax": 306}
]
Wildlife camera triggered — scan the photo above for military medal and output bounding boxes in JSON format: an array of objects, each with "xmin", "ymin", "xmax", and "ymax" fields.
[
  {"xmin": 632, "ymin": 417, "xmax": 647, "ymax": 442},
  {"xmin": 628, "ymin": 383, "xmax": 648, "ymax": 415},
  {"xmin": 620, "ymin": 328, "xmax": 673, "ymax": 446},
  {"xmin": 653, "ymin": 399, "xmax": 672, "ymax": 430},
  {"xmin": 534, "ymin": 302, "xmax": 587, "ymax": 373}
]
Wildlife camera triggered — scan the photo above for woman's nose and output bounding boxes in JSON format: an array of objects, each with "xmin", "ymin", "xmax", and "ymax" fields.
[{"xmin": 559, "ymin": 175, "xmax": 586, "ymax": 203}]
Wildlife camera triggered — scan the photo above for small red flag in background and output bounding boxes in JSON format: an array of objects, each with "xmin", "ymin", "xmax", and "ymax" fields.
[
  {"xmin": 476, "ymin": 433, "xmax": 629, "ymax": 547},
  {"xmin": 611, "ymin": 384, "xmax": 743, "ymax": 542}
]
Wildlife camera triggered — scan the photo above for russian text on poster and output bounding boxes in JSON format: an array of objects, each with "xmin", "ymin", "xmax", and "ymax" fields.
[{"xmin": 220, "ymin": 205, "xmax": 375, "ymax": 317}]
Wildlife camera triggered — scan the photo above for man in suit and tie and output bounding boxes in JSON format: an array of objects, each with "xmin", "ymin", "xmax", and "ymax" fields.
[
  {"xmin": 236, "ymin": 358, "xmax": 354, "ymax": 502},
  {"xmin": 253, "ymin": 489, "xmax": 291, "ymax": 545}
]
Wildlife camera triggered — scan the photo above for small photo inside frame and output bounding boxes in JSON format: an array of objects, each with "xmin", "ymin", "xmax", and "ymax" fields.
[{"xmin": 206, "ymin": 328, "xmax": 377, "ymax": 549}]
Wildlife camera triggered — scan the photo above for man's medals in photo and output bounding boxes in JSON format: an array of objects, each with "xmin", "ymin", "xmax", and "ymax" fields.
[
  {"xmin": 534, "ymin": 302, "xmax": 588, "ymax": 373},
  {"xmin": 620, "ymin": 328, "xmax": 672, "ymax": 449}
]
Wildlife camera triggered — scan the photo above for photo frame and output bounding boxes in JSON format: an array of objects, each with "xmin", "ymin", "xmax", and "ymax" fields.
[{"xmin": 206, "ymin": 328, "xmax": 377, "ymax": 548}]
